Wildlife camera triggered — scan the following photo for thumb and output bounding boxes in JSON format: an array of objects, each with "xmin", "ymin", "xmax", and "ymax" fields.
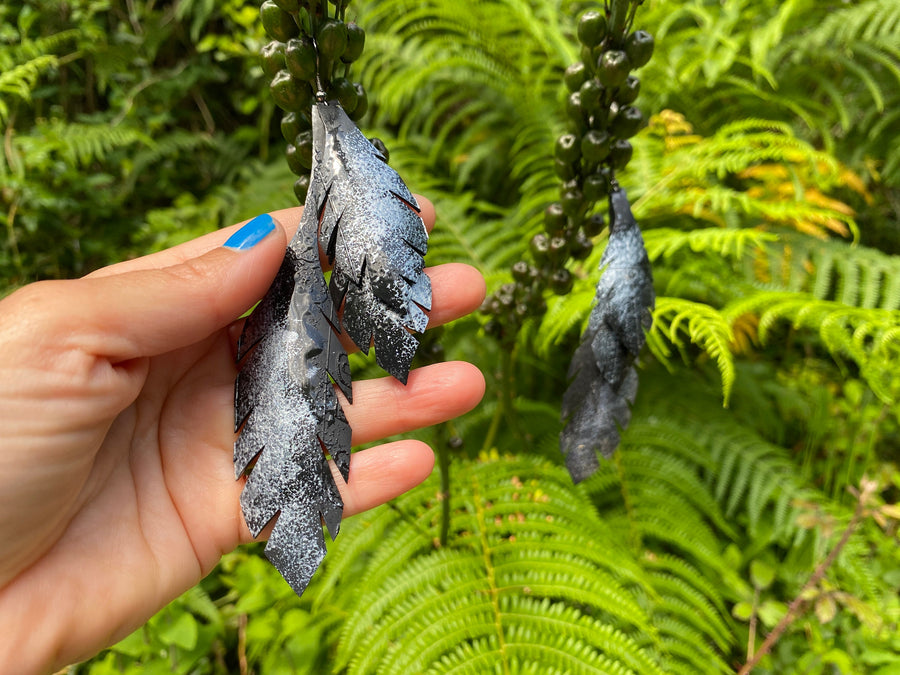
[{"xmin": 76, "ymin": 213, "xmax": 288, "ymax": 362}]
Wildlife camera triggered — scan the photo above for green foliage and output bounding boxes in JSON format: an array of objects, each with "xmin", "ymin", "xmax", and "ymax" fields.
[
  {"xmin": 0, "ymin": 0, "xmax": 272, "ymax": 291},
  {"xmin": 321, "ymin": 454, "xmax": 723, "ymax": 674},
  {"xmin": 637, "ymin": 0, "xmax": 900, "ymax": 249}
]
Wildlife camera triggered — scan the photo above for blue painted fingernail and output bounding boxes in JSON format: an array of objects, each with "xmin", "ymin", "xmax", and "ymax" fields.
[{"xmin": 223, "ymin": 214, "xmax": 275, "ymax": 250}]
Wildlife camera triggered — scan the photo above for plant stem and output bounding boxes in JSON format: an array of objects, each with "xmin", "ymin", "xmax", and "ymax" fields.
[
  {"xmin": 437, "ymin": 423, "xmax": 452, "ymax": 547},
  {"xmin": 481, "ymin": 345, "xmax": 518, "ymax": 454},
  {"xmin": 747, "ymin": 587, "xmax": 759, "ymax": 660},
  {"xmin": 237, "ymin": 613, "xmax": 249, "ymax": 675},
  {"xmin": 608, "ymin": 0, "xmax": 632, "ymax": 42},
  {"xmin": 737, "ymin": 491, "xmax": 869, "ymax": 674}
]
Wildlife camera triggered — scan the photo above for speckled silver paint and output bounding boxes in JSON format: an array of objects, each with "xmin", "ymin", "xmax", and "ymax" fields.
[
  {"xmin": 314, "ymin": 103, "xmax": 430, "ymax": 383},
  {"xmin": 560, "ymin": 187, "xmax": 655, "ymax": 483},
  {"xmin": 233, "ymin": 102, "xmax": 429, "ymax": 596}
]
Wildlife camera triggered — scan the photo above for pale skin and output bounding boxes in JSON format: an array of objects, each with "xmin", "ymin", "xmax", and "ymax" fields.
[{"xmin": 0, "ymin": 197, "xmax": 486, "ymax": 674}]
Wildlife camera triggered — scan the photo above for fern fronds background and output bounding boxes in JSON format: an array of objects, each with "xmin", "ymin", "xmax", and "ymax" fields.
[{"xmin": 317, "ymin": 455, "xmax": 730, "ymax": 675}]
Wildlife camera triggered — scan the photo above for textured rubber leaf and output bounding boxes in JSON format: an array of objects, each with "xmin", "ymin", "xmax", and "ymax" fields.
[
  {"xmin": 233, "ymin": 102, "xmax": 429, "ymax": 597},
  {"xmin": 561, "ymin": 188, "xmax": 655, "ymax": 482},
  {"xmin": 314, "ymin": 103, "xmax": 431, "ymax": 383}
]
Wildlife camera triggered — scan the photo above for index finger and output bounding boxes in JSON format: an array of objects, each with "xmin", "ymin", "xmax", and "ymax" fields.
[{"xmin": 86, "ymin": 195, "xmax": 437, "ymax": 279}]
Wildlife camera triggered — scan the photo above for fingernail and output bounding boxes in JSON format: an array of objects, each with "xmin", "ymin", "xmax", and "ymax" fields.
[{"xmin": 223, "ymin": 214, "xmax": 275, "ymax": 251}]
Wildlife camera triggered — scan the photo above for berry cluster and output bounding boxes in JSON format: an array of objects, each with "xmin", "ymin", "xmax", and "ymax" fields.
[
  {"xmin": 484, "ymin": 3, "xmax": 653, "ymax": 343},
  {"xmin": 259, "ymin": 0, "xmax": 380, "ymax": 202}
]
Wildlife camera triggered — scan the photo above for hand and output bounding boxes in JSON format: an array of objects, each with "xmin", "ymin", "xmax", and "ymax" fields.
[{"xmin": 0, "ymin": 197, "xmax": 485, "ymax": 674}]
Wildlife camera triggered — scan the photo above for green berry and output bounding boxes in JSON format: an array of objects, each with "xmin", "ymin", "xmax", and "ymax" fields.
[
  {"xmin": 577, "ymin": 10, "xmax": 608, "ymax": 48},
  {"xmin": 294, "ymin": 130, "xmax": 313, "ymax": 168},
  {"xmin": 350, "ymin": 82, "xmax": 369, "ymax": 121},
  {"xmin": 570, "ymin": 232, "xmax": 594, "ymax": 260},
  {"xmin": 597, "ymin": 50, "xmax": 631, "ymax": 89},
  {"xmin": 342, "ymin": 23, "xmax": 366, "ymax": 63},
  {"xmin": 583, "ymin": 212, "xmax": 605, "ymax": 236},
  {"xmin": 270, "ymin": 70, "xmax": 313, "ymax": 112},
  {"xmin": 530, "ymin": 233, "xmax": 550, "ymax": 263},
  {"xmin": 550, "ymin": 269, "xmax": 574, "ymax": 295},
  {"xmin": 554, "ymin": 158, "xmax": 578, "ymax": 181},
  {"xmin": 281, "ymin": 112, "xmax": 303, "ymax": 142},
  {"xmin": 544, "ymin": 203, "xmax": 567, "ymax": 235},
  {"xmin": 512, "ymin": 260, "xmax": 530, "ymax": 282},
  {"xmin": 261, "ymin": 41, "xmax": 286, "ymax": 79},
  {"xmin": 294, "ymin": 175, "xmax": 311, "ymax": 202},
  {"xmin": 549, "ymin": 236, "xmax": 569, "ymax": 260},
  {"xmin": 625, "ymin": 30, "xmax": 654, "ymax": 68},
  {"xmin": 285, "ymin": 143, "xmax": 306, "ymax": 174},
  {"xmin": 579, "ymin": 79, "xmax": 604, "ymax": 114},
  {"xmin": 581, "ymin": 129, "xmax": 611, "ymax": 164},
  {"xmin": 609, "ymin": 138, "xmax": 633, "ymax": 169},
  {"xmin": 566, "ymin": 92, "xmax": 586, "ymax": 127},
  {"xmin": 616, "ymin": 75, "xmax": 641, "ymax": 104},
  {"xmin": 317, "ymin": 19, "xmax": 348, "ymax": 61},
  {"xmin": 564, "ymin": 62, "xmax": 588, "ymax": 92},
  {"xmin": 560, "ymin": 183, "xmax": 584, "ymax": 217},
  {"xmin": 555, "ymin": 133, "xmax": 581, "ymax": 164},
  {"xmin": 583, "ymin": 171, "xmax": 610, "ymax": 201},
  {"xmin": 329, "ymin": 77, "xmax": 358, "ymax": 113},
  {"xmin": 610, "ymin": 105, "xmax": 643, "ymax": 138},
  {"xmin": 260, "ymin": 1, "xmax": 299, "ymax": 42},
  {"xmin": 370, "ymin": 137, "xmax": 389, "ymax": 162},
  {"xmin": 285, "ymin": 37, "xmax": 317, "ymax": 82}
]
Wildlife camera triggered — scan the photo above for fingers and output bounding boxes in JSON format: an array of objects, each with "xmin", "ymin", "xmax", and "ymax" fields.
[
  {"xmin": 340, "ymin": 361, "xmax": 485, "ymax": 445},
  {"xmin": 424, "ymin": 262, "xmax": 486, "ymax": 329},
  {"xmin": 72, "ymin": 216, "xmax": 289, "ymax": 362},
  {"xmin": 87, "ymin": 196, "xmax": 436, "ymax": 279},
  {"xmin": 334, "ymin": 441, "xmax": 436, "ymax": 517}
]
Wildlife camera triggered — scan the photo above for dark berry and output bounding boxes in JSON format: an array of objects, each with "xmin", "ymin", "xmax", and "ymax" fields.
[
  {"xmin": 260, "ymin": 1, "xmax": 299, "ymax": 42},
  {"xmin": 609, "ymin": 139, "xmax": 633, "ymax": 169},
  {"xmin": 597, "ymin": 50, "xmax": 631, "ymax": 89},
  {"xmin": 544, "ymin": 203, "xmax": 568, "ymax": 236},
  {"xmin": 550, "ymin": 269, "xmax": 574, "ymax": 295},
  {"xmin": 625, "ymin": 30, "xmax": 654, "ymax": 68},
  {"xmin": 293, "ymin": 174, "xmax": 310, "ymax": 202},
  {"xmin": 610, "ymin": 106, "xmax": 643, "ymax": 138},
  {"xmin": 564, "ymin": 62, "xmax": 588, "ymax": 92},
  {"xmin": 581, "ymin": 129, "xmax": 611, "ymax": 164},
  {"xmin": 583, "ymin": 212, "xmax": 605, "ymax": 236},
  {"xmin": 577, "ymin": 10, "xmax": 608, "ymax": 48},
  {"xmin": 261, "ymin": 41, "xmax": 286, "ymax": 79}
]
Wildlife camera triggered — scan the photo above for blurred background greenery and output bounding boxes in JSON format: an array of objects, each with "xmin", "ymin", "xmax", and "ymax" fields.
[{"xmin": 2, "ymin": 0, "xmax": 899, "ymax": 673}]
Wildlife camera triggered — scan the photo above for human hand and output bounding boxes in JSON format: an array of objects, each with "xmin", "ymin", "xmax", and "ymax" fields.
[{"xmin": 0, "ymin": 197, "xmax": 485, "ymax": 674}]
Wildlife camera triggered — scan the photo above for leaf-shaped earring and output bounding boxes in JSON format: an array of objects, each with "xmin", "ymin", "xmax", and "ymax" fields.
[
  {"xmin": 560, "ymin": 187, "xmax": 654, "ymax": 482},
  {"xmin": 314, "ymin": 103, "xmax": 431, "ymax": 382},
  {"xmin": 234, "ymin": 99, "xmax": 430, "ymax": 596}
]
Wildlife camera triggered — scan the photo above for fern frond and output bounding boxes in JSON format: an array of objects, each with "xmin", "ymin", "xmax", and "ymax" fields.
[
  {"xmin": 759, "ymin": 234, "xmax": 900, "ymax": 311},
  {"xmin": 0, "ymin": 54, "xmax": 58, "ymax": 122},
  {"xmin": 314, "ymin": 456, "xmax": 739, "ymax": 674},
  {"xmin": 34, "ymin": 120, "xmax": 152, "ymax": 167},
  {"xmin": 724, "ymin": 291, "xmax": 900, "ymax": 403},
  {"xmin": 647, "ymin": 297, "xmax": 736, "ymax": 404},
  {"xmin": 643, "ymin": 227, "xmax": 777, "ymax": 264}
]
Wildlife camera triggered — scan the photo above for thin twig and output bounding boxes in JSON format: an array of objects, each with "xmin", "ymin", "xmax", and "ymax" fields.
[
  {"xmin": 237, "ymin": 613, "xmax": 249, "ymax": 675},
  {"xmin": 191, "ymin": 88, "xmax": 216, "ymax": 133},
  {"xmin": 737, "ymin": 487, "xmax": 871, "ymax": 674},
  {"xmin": 747, "ymin": 587, "xmax": 759, "ymax": 661}
]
